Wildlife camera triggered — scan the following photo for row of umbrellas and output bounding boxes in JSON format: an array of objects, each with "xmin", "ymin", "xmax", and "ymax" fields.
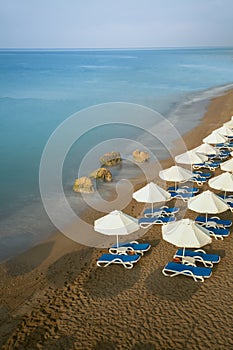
[{"xmin": 94, "ymin": 115, "xmax": 233, "ymax": 252}]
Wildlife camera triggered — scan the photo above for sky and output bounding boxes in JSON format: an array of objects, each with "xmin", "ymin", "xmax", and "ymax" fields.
[{"xmin": 0, "ymin": 0, "xmax": 233, "ymax": 49}]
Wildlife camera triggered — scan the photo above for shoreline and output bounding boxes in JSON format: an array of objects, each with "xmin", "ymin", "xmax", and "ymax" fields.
[{"xmin": 1, "ymin": 87, "xmax": 233, "ymax": 349}]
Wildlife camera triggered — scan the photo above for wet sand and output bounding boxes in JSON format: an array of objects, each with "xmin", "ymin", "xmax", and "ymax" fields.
[{"xmin": 1, "ymin": 88, "xmax": 233, "ymax": 349}]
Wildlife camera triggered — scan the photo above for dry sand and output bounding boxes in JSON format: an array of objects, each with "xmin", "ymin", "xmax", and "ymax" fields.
[{"xmin": 1, "ymin": 89, "xmax": 233, "ymax": 350}]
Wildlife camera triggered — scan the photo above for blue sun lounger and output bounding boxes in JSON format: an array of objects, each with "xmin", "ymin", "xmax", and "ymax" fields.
[
  {"xmin": 109, "ymin": 241, "xmax": 151, "ymax": 256},
  {"xmin": 170, "ymin": 191, "xmax": 195, "ymax": 202},
  {"xmin": 192, "ymin": 162, "xmax": 219, "ymax": 171},
  {"xmin": 139, "ymin": 216, "xmax": 176, "ymax": 228},
  {"xmin": 143, "ymin": 206, "xmax": 180, "ymax": 218},
  {"xmin": 195, "ymin": 215, "xmax": 232, "ymax": 228},
  {"xmin": 162, "ymin": 261, "xmax": 212, "ymax": 282},
  {"xmin": 192, "ymin": 171, "xmax": 211, "ymax": 179},
  {"xmin": 204, "ymin": 226, "xmax": 230, "ymax": 240},
  {"xmin": 189, "ymin": 176, "xmax": 207, "ymax": 186},
  {"xmin": 97, "ymin": 253, "xmax": 141, "ymax": 269},
  {"xmin": 167, "ymin": 186, "xmax": 199, "ymax": 194},
  {"xmin": 174, "ymin": 249, "xmax": 220, "ymax": 268},
  {"xmin": 215, "ymin": 142, "xmax": 233, "ymax": 150}
]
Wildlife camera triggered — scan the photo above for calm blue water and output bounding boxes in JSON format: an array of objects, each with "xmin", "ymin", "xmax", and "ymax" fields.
[{"xmin": 0, "ymin": 47, "xmax": 233, "ymax": 261}]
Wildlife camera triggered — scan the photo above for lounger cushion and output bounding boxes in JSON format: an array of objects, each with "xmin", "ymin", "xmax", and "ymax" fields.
[{"xmin": 111, "ymin": 242, "xmax": 151, "ymax": 251}]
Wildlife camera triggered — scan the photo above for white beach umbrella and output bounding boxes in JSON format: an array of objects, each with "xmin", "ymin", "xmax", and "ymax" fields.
[
  {"xmin": 220, "ymin": 157, "xmax": 233, "ymax": 173},
  {"xmin": 162, "ymin": 218, "xmax": 212, "ymax": 258},
  {"xmin": 214, "ymin": 125, "xmax": 233, "ymax": 137},
  {"xmin": 94, "ymin": 210, "xmax": 139, "ymax": 247},
  {"xmin": 203, "ymin": 131, "xmax": 227, "ymax": 145},
  {"xmin": 209, "ymin": 172, "xmax": 233, "ymax": 198},
  {"xmin": 159, "ymin": 165, "xmax": 193, "ymax": 190},
  {"xmin": 133, "ymin": 182, "xmax": 171, "ymax": 212},
  {"xmin": 224, "ymin": 120, "xmax": 233, "ymax": 129},
  {"xmin": 188, "ymin": 189, "xmax": 229, "ymax": 222},
  {"xmin": 191, "ymin": 143, "xmax": 218, "ymax": 156},
  {"xmin": 175, "ymin": 150, "xmax": 208, "ymax": 165}
]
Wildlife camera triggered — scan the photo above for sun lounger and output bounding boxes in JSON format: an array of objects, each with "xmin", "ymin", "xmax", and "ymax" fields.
[
  {"xmin": 162, "ymin": 261, "xmax": 212, "ymax": 282},
  {"xmin": 204, "ymin": 226, "xmax": 230, "ymax": 240},
  {"xmin": 192, "ymin": 162, "xmax": 219, "ymax": 171},
  {"xmin": 192, "ymin": 171, "xmax": 211, "ymax": 179},
  {"xmin": 167, "ymin": 186, "xmax": 199, "ymax": 194},
  {"xmin": 97, "ymin": 253, "xmax": 141, "ymax": 269},
  {"xmin": 139, "ymin": 216, "xmax": 176, "ymax": 228},
  {"xmin": 223, "ymin": 201, "xmax": 233, "ymax": 212},
  {"xmin": 191, "ymin": 176, "xmax": 207, "ymax": 185},
  {"xmin": 170, "ymin": 191, "xmax": 195, "ymax": 202},
  {"xmin": 109, "ymin": 241, "xmax": 151, "ymax": 256},
  {"xmin": 208, "ymin": 153, "xmax": 229, "ymax": 161},
  {"xmin": 215, "ymin": 142, "xmax": 233, "ymax": 150},
  {"xmin": 143, "ymin": 206, "xmax": 180, "ymax": 218},
  {"xmin": 174, "ymin": 249, "xmax": 220, "ymax": 268},
  {"xmin": 218, "ymin": 195, "xmax": 233, "ymax": 206},
  {"xmin": 195, "ymin": 215, "xmax": 232, "ymax": 228}
]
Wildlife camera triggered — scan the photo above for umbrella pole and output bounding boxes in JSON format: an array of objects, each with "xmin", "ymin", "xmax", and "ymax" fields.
[
  {"xmin": 175, "ymin": 182, "xmax": 177, "ymax": 191},
  {"xmin": 116, "ymin": 234, "xmax": 119, "ymax": 248},
  {"xmin": 182, "ymin": 247, "xmax": 185, "ymax": 262},
  {"xmin": 205, "ymin": 212, "xmax": 208, "ymax": 223},
  {"xmin": 224, "ymin": 191, "xmax": 226, "ymax": 199},
  {"xmin": 151, "ymin": 202, "xmax": 154, "ymax": 216}
]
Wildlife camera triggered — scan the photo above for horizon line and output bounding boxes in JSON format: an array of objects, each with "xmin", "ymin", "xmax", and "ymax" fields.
[{"xmin": 0, "ymin": 45, "xmax": 233, "ymax": 51}]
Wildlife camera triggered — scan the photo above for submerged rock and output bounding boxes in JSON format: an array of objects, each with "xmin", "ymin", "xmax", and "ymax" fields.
[
  {"xmin": 73, "ymin": 177, "xmax": 94, "ymax": 193},
  {"xmin": 99, "ymin": 152, "xmax": 122, "ymax": 166},
  {"xmin": 89, "ymin": 168, "xmax": 112, "ymax": 182},
  {"xmin": 133, "ymin": 149, "xmax": 150, "ymax": 163}
]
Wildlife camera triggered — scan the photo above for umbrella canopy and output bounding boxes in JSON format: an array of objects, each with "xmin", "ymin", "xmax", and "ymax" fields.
[
  {"xmin": 133, "ymin": 182, "xmax": 171, "ymax": 212},
  {"xmin": 203, "ymin": 131, "xmax": 227, "ymax": 144},
  {"xmin": 159, "ymin": 165, "xmax": 193, "ymax": 189},
  {"xmin": 224, "ymin": 120, "xmax": 233, "ymax": 129},
  {"xmin": 188, "ymin": 189, "xmax": 229, "ymax": 221},
  {"xmin": 191, "ymin": 143, "xmax": 218, "ymax": 156},
  {"xmin": 175, "ymin": 150, "xmax": 208, "ymax": 165},
  {"xmin": 94, "ymin": 210, "xmax": 139, "ymax": 247},
  {"xmin": 162, "ymin": 218, "xmax": 212, "ymax": 248},
  {"xmin": 214, "ymin": 125, "xmax": 233, "ymax": 137},
  {"xmin": 220, "ymin": 157, "xmax": 233, "ymax": 173},
  {"xmin": 209, "ymin": 172, "xmax": 233, "ymax": 198}
]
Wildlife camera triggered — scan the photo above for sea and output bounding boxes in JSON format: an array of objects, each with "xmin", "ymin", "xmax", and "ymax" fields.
[{"xmin": 1, "ymin": 47, "xmax": 233, "ymax": 261}]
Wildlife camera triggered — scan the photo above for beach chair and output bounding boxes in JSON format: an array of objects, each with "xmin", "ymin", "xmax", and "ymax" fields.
[
  {"xmin": 182, "ymin": 176, "xmax": 207, "ymax": 186},
  {"xmin": 223, "ymin": 200, "xmax": 233, "ymax": 212},
  {"xmin": 208, "ymin": 153, "xmax": 229, "ymax": 161},
  {"xmin": 109, "ymin": 241, "xmax": 151, "ymax": 256},
  {"xmin": 204, "ymin": 226, "xmax": 230, "ymax": 240},
  {"xmin": 170, "ymin": 191, "xmax": 195, "ymax": 202},
  {"xmin": 139, "ymin": 216, "xmax": 176, "ymax": 228},
  {"xmin": 195, "ymin": 215, "xmax": 232, "ymax": 228},
  {"xmin": 97, "ymin": 253, "xmax": 141, "ymax": 269},
  {"xmin": 215, "ymin": 142, "xmax": 233, "ymax": 150},
  {"xmin": 218, "ymin": 195, "xmax": 233, "ymax": 208},
  {"xmin": 174, "ymin": 249, "xmax": 221, "ymax": 268},
  {"xmin": 167, "ymin": 186, "xmax": 199, "ymax": 194},
  {"xmin": 162, "ymin": 261, "xmax": 212, "ymax": 282},
  {"xmin": 143, "ymin": 206, "xmax": 180, "ymax": 218},
  {"xmin": 192, "ymin": 171, "xmax": 211, "ymax": 179},
  {"xmin": 192, "ymin": 162, "xmax": 219, "ymax": 171}
]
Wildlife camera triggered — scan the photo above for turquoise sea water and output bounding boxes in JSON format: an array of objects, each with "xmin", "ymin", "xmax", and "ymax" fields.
[{"xmin": 0, "ymin": 47, "xmax": 233, "ymax": 261}]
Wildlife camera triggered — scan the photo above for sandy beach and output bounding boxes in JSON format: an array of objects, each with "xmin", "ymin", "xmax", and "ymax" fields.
[{"xmin": 1, "ymin": 88, "xmax": 233, "ymax": 350}]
